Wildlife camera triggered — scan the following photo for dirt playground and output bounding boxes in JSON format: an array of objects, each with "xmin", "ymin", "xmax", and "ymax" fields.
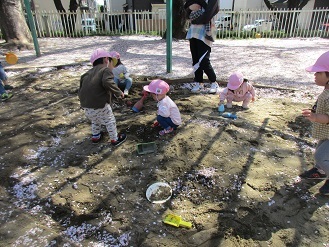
[{"xmin": 0, "ymin": 63, "xmax": 328, "ymax": 246}]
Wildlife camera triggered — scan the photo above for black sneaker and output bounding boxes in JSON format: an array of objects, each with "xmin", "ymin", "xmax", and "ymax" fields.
[
  {"xmin": 111, "ymin": 133, "xmax": 127, "ymax": 146},
  {"xmin": 319, "ymin": 180, "xmax": 329, "ymax": 195},
  {"xmin": 300, "ymin": 167, "xmax": 327, "ymax": 179}
]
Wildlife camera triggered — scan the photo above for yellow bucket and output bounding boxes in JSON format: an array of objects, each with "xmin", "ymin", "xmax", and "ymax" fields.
[{"xmin": 5, "ymin": 52, "xmax": 18, "ymax": 65}]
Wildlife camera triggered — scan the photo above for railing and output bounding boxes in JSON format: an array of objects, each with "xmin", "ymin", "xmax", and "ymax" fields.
[
  {"xmin": 216, "ymin": 8, "xmax": 329, "ymax": 39},
  {"xmin": 27, "ymin": 10, "xmax": 167, "ymax": 38},
  {"xmin": 1, "ymin": 8, "xmax": 329, "ymax": 39}
]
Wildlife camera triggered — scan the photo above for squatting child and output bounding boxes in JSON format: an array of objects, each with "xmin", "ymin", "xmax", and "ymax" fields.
[
  {"xmin": 143, "ymin": 79, "xmax": 182, "ymax": 136},
  {"xmin": 109, "ymin": 51, "xmax": 132, "ymax": 96},
  {"xmin": 78, "ymin": 48, "xmax": 127, "ymax": 146},
  {"xmin": 219, "ymin": 72, "xmax": 255, "ymax": 109},
  {"xmin": 0, "ymin": 61, "xmax": 13, "ymax": 101},
  {"xmin": 300, "ymin": 51, "xmax": 329, "ymax": 195}
]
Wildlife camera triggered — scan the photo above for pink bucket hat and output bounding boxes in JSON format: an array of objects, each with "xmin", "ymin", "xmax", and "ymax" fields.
[
  {"xmin": 109, "ymin": 51, "xmax": 120, "ymax": 60},
  {"xmin": 227, "ymin": 72, "xmax": 244, "ymax": 90},
  {"xmin": 306, "ymin": 51, "xmax": 329, "ymax": 72},
  {"xmin": 90, "ymin": 48, "xmax": 111, "ymax": 64},
  {"xmin": 143, "ymin": 79, "xmax": 170, "ymax": 94}
]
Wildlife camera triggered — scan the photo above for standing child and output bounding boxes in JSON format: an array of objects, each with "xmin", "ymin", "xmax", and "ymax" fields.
[
  {"xmin": 184, "ymin": 0, "xmax": 214, "ymax": 42},
  {"xmin": 300, "ymin": 51, "xmax": 329, "ymax": 195},
  {"xmin": 219, "ymin": 72, "xmax": 255, "ymax": 109},
  {"xmin": 143, "ymin": 79, "xmax": 182, "ymax": 136},
  {"xmin": 78, "ymin": 48, "xmax": 127, "ymax": 146},
  {"xmin": 109, "ymin": 51, "xmax": 132, "ymax": 96}
]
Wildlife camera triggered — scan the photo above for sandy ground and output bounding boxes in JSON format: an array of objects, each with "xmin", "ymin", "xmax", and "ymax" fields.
[{"xmin": 0, "ymin": 36, "xmax": 329, "ymax": 246}]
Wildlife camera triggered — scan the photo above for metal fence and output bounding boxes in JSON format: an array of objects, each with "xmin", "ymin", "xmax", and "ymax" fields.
[
  {"xmin": 216, "ymin": 8, "xmax": 329, "ymax": 39},
  {"xmin": 1, "ymin": 8, "xmax": 329, "ymax": 39},
  {"xmin": 26, "ymin": 10, "xmax": 167, "ymax": 38}
]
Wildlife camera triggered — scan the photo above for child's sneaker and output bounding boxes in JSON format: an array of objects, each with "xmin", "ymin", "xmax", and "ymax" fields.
[
  {"xmin": 91, "ymin": 133, "xmax": 102, "ymax": 143},
  {"xmin": 111, "ymin": 133, "xmax": 127, "ymax": 146},
  {"xmin": 319, "ymin": 180, "xmax": 329, "ymax": 195},
  {"xmin": 4, "ymin": 85, "xmax": 14, "ymax": 90},
  {"xmin": 1, "ymin": 93, "xmax": 13, "ymax": 102},
  {"xmin": 242, "ymin": 103, "xmax": 249, "ymax": 109},
  {"xmin": 299, "ymin": 167, "xmax": 326, "ymax": 179},
  {"xmin": 151, "ymin": 121, "xmax": 160, "ymax": 128},
  {"xmin": 124, "ymin": 89, "xmax": 129, "ymax": 96},
  {"xmin": 159, "ymin": 127, "xmax": 174, "ymax": 136}
]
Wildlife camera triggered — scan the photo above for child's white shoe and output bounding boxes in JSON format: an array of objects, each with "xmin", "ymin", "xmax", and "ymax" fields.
[{"xmin": 242, "ymin": 103, "xmax": 249, "ymax": 109}]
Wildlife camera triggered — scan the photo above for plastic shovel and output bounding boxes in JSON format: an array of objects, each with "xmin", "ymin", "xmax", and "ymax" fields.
[{"xmin": 163, "ymin": 214, "xmax": 192, "ymax": 229}]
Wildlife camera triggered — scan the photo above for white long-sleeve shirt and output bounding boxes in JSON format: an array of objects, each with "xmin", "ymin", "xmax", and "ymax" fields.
[
  {"xmin": 112, "ymin": 64, "xmax": 131, "ymax": 82},
  {"xmin": 157, "ymin": 95, "xmax": 182, "ymax": 126}
]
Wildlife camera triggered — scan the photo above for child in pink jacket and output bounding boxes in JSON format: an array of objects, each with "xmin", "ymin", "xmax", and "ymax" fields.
[{"xmin": 219, "ymin": 72, "xmax": 256, "ymax": 109}]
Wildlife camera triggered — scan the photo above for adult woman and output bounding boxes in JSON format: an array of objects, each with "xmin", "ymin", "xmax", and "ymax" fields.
[{"xmin": 185, "ymin": 0, "xmax": 219, "ymax": 94}]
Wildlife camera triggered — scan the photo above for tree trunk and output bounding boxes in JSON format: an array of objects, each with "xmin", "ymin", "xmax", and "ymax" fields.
[
  {"xmin": 263, "ymin": 0, "xmax": 310, "ymax": 9},
  {"xmin": 288, "ymin": 0, "xmax": 310, "ymax": 9},
  {"xmin": 263, "ymin": 0, "xmax": 310, "ymax": 34},
  {"xmin": 0, "ymin": 0, "xmax": 33, "ymax": 49},
  {"xmin": 68, "ymin": 0, "xmax": 79, "ymax": 34},
  {"xmin": 263, "ymin": 0, "xmax": 274, "ymax": 10},
  {"xmin": 286, "ymin": 0, "xmax": 310, "ymax": 33},
  {"xmin": 53, "ymin": 0, "xmax": 78, "ymax": 36},
  {"xmin": 172, "ymin": 0, "xmax": 187, "ymax": 39},
  {"xmin": 163, "ymin": 0, "xmax": 187, "ymax": 40}
]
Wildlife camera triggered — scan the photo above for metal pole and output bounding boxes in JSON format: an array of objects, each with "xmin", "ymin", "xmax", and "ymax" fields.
[
  {"xmin": 23, "ymin": 0, "xmax": 41, "ymax": 57},
  {"xmin": 166, "ymin": 0, "xmax": 172, "ymax": 73}
]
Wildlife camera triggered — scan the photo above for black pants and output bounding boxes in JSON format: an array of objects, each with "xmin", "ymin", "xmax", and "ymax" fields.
[{"xmin": 189, "ymin": 38, "xmax": 217, "ymax": 83}]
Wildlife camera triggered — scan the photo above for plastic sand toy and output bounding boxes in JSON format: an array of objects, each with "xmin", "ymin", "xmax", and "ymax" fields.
[
  {"xmin": 221, "ymin": 112, "xmax": 237, "ymax": 119},
  {"xmin": 218, "ymin": 104, "xmax": 225, "ymax": 114},
  {"xmin": 132, "ymin": 90, "xmax": 149, "ymax": 113},
  {"xmin": 163, "ymin": 214, "xmax": 192, "ymax": 229},
  {"xmin": 146, "ymin": 182, "xmax": 172, "ymax": 203},
  {"xmin": 5, "ymin": 52, "xmax": 18, "ymax": 65},
  {"xmin": 136, "ymin": 142, "xmax": 156, "ymax": 155}
]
